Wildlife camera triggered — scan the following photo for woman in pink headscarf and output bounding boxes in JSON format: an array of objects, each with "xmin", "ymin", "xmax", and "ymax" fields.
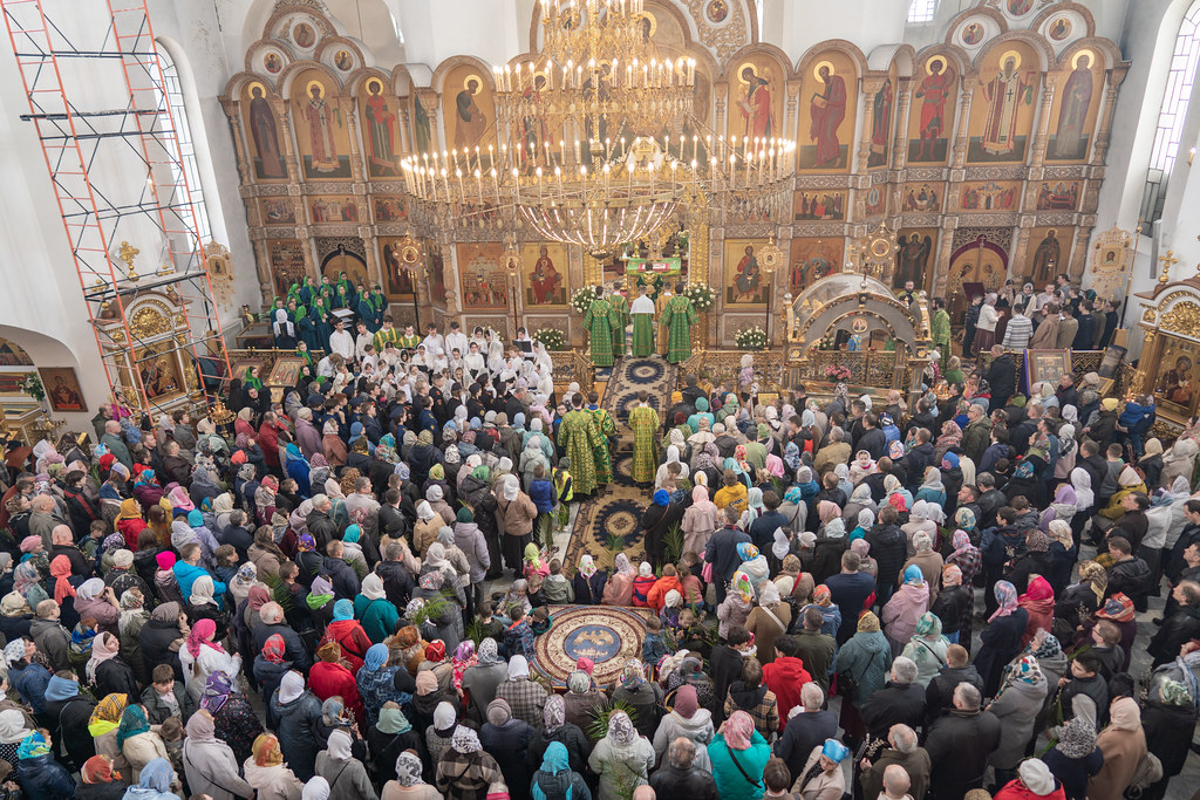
[
  {"xmin": 708, "ymin": 710, "xmax": 770, "ymax": 800},
  {"xmin": 682, "ymin": 484, "xmax": 720, "ymax": 558},
  {"xmin": 179, "ymin": 618, "xmax": 242, "ymax": 701}
]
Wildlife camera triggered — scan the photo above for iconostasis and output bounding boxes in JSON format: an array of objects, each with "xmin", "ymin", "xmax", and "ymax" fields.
[{"xmin": 221, "ymin": 0, "xmax": 1125, "ymax": 347}]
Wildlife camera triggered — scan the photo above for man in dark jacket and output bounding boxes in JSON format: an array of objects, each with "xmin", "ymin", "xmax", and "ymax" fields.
[
  {"xmin": 857, "ymin": 413, "xmax": 887, "ymax": 461},
  {"xmin": 984, "ymin": 347, "xmax": 1016, "ymax": 411},
  {"xmin": 901, "ymin": 429, "xmax": 936, "ymax": 493},
  {"xmin": 860, "ymin": 724, "xmax": 932, "ymax": 800},
  {"xmin": 904, "ymin": 399, "xmax": 937, "ymax": 438},
  {"xmin": 748, "ymin": 491, "xmax": 789, "ymax": 552},
  {"xmin": 826, "ymin": 551, "xmax": 877, "ymax": 644},
  {"xmin": 1148, "ymin": 581, "xmax": 1200, "ymax": 667},
  {"xmin": 925, "ymin": 645, "xmax": 985, "ymax": 727},
  {"xmin": 705, "ymin": 507, "xmax": 751, "ymax": 604},
  {"xmin": 974, "ymin": 473, "xmax": 1007, "ymax": 529},
  {"xmin": 306, "ymin": 496, "xmax": 338, "ymax": 550},
  {"xmin": 649, "ymin": 737, "xmax": 718, "ymax": 800},
  {"xmin": 322, "ymin": 540, "xmax": 360, "ymax": 599},
  {"xmin": 860, "ymin": 656, "xmax": 926, "ymax": 741},
  {"xmin": 1106, "ymin": 535, "xmax": 1153, "ymax": 610},
  {"xmin": 961, "ymin": 404, "xmax": 993, "ymax": 464},
  {"xmin": 219, "ymin": 509, "xmax": 255, "ymax": 562},
  {"xmin": 30, "ymin": 601, "xmax": 70, "ymax": 673},
  {"xmin": 773, "ymin": 682, "xmax": 837, "ymax": 780},
  {"xmin": 376, "ymin": 541, "xmax": 416, "ymax": 609},
  {"xmin": 923, "ymin": 683, "xmax": 1001, "ymax": 800},
  {"xmin": 867, "ymin": 506, "xmax": 907, "ymax": 606}
]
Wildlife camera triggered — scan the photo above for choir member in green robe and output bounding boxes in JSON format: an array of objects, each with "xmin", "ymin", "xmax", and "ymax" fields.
[
  {"xmin": 557, "ymin": 394, "xmax": 602, "ymax": 495},
  {"xmin": 659, "ymin": 282, "xmax": 698, "ymax": 363},
  {"xmin": 610, "ymin": 281, "xmax": 629, "ymax": 357},
  {"xmin": 628, "ymin": 391, "xmax": 660, "ymax": 484},
  {"xmin": 630, "ymin": 285, "xmax": 656, "ymax": 358},
  {"xmin": 583, "ymin": 287, "xmax": 618, "ymax": 367}
]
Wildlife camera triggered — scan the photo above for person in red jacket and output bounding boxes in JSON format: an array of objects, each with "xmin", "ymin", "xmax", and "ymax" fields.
[
  {"xmin": 308, "ymin": 640, "xmax": 364, "ymax": 727},
  {"xmin": 258, "ymin": 412, "xmax": 282, "ymax": 474},
  {"xmin": 646, "ymin": 564, "xmax": 684, "ymax": 611},
  {"xmin": 761, "ymin": 634, "xmax": 813, "ymax": 731},
  {"xmin": 632, "ymin": 561, "xmax": 657, "ymax": 607},
  {"xmin": 317, "ymin": 599, "xmax": 373, "ymax": 674},
  {"xmin": 993, "ymin": 758, "xmax": 1068, "ymax": 800}
]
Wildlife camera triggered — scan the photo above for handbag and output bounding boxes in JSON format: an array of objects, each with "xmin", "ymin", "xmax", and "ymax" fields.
[{"xmin": 838, "ymin": 647, "xmax": 878, "ymax": 704}]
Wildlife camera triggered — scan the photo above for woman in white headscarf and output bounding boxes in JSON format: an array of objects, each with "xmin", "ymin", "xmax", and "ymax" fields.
[
  {"xmin": 314, "ymin": 729, "xmax": 375, "ymax": 800},
  {"xmin": 497, "ymin": 474, "xmax": 537, "ymax": 574},
  {"xmin": 902, "ymin": 500, "xmax": 939, "ymax": 557},
  {"xmin": 654, "ymin": 445, "xmax": 690, "ymax": 490},
  {"xmin": 518, "ymin": 436, "xmax": 550, "ymax": 492},
  {"xmin": 587, "ymin": 711, "xmax": 655, "ymax": 800},
  {"xmin": 603, "ymin": 554, "xmax": 635, "ymax": 606}
]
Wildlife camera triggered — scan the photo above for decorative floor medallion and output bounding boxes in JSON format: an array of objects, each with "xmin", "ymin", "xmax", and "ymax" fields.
[{"xmin": 530, "ymin": 605, "xmax": 650, "ymax": 689}]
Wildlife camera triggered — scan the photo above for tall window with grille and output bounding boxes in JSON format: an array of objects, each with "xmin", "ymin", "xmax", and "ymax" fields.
[
  {"xmin": 907, "ymin": 0, "xmax": 937, "ymax": 23},
  {"xmin": 1141, "ymin": 1, "xmax": 1200, "ymax": 228},
  {"xmin": 157, "ymin": 49, "xmax": 213, "ymax": 245}
]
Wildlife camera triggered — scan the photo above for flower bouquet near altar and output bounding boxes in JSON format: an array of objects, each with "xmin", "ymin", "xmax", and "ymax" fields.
[
  {"xmin": 570, "ymin": 286, "xmax": 597, "ymax": 316},
  {"xmin": 684, "ymin": 283, "xmax": 717, "ymax": 312},
  {"xmin": 533, "ymin": 327, "xmax": 567, "ymax": 351},
  {"xmin": 735, "ymin": 326, "xmax": 767, "ymax": 351},
  {"xmin": 824, "ymin": 364, "xmax": 853, "ymax": 381}
]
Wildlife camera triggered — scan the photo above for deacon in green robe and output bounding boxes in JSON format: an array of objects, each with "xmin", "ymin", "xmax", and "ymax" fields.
[
  {"xmin": 586, "ymin": 394, "xmax": 616, "ymax": 486},
  {"xmin": 628, "ymin": 392, "xmax": 660, "ymax": 484},
  {"xmin": 659, "ymin": 282, "xmax": 699, "ymax": 363},
  {"xmin": 583, "ymin": 287, "xmax": 619, "ymax": 368},
  {"xmin": 930, "ymin": 298, "xmax": 951, "ymax": 370},
  {"xmin": 558, "ymin": 396, "xmax": 602, "ymax": 495},
  {"xmin": 629, "ymin": 285, "xmax": 657, "ymax": 358},
  {"xmin": 609, "ymin": 282, "xmax": 629, "ymax": 358}
]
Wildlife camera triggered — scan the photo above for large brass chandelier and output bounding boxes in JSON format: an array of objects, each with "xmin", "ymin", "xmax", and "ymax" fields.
[{"xmin": 401, "ymin": 0, "xmax": 795, "ymax": 252}]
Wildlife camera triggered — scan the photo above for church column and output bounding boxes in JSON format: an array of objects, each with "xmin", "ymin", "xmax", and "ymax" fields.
[
  {"xmin": 343, "ymin": 100, "xmax": 367, "ymax": 185},
  {"xmin": 932, "ymin": 217, "xmax": 957, "ymax": 297},
  {"xmin": 1091, "ymin": 68, "xmax": 1127, "ymax": 167},
  {"xmin": 1028, "ymin": 74, "xmax": 1058, "ymax": 169},
  {"xmin": 890, "ymin": 77, "xmax": 914, "ymax": 171},
  {"xmin": 361, "ymin": 224, "xmax": 384, "ymax": 291},
  {"xmin": 221, "ymin": 100, "xmax": 252, "ymax": 185},
  {"xmin": 714, "ymin": 86, "xmax": 726, "ymax": 143},
  {"xmin": 1012, "ymin": 219, "xmax": 1035, "ymax": 284},
  {"xmin": 785, "ymin": 80, "xmax": 799, "ymax": 148},
  {"xmin": 950, "ymin": 77, "xmax": 974, "ymax": 169},
  {"xmin": 251, "ymin": 238, "xmax": 274, "ymax": 304},
  {"xmin": 270, "ymin": 99, "xmax": 303, "ymax": 184},
  {"xmin": 399, "ymin": 100, "xmax": 412, "ymax": 156},
  {"xmin": 857, "ymin": 78, "xmax": 885, "ymax": 174},
  {"xmin": 417, "ymin": 90, "xmax": 442, "ymax": 154}
]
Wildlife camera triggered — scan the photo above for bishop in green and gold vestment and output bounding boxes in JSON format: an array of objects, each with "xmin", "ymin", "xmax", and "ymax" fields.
[
  {"xmin": 558, "ymin": 398, "xmax": 602, "ymax": 495},
  {"xmin": 628, "ymin": 393, "xmax": 660, "ymax": 484},
  {"xmin": 583, "ymin": 287, "xmax": 619, "ymax": 367},
  {"xmin": 609, "ymin": 283, "xmax": 628, "ymax": 358},
  {"xmin": 586, "ymin": 399, "xmax": 616, "ymax": 486},
  {"xmin": 659, "ymin": 282, "xmax": 698, "ymax": 363}
]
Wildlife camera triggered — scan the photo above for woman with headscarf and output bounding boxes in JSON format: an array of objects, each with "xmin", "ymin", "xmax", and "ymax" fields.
[
  {"xmin": 899, "ymin": 612, "xmax": 948, "ymax": 688},
  {"xmin": 587, "ymin": 710, "xmax": 654, "ymax": 800},
  {"xmin": 435, "ymin": 725, "xmax": 503, "ymax": 800},
  {"xmin": 1086, "ymin": 697, "xmax": 1146, "ymax": 800},
  {"xmin": 914, "ymin": 466, "xmax": 946, "ymax": 507},
  {"xmin": 86, "ymin": 630, "xmax": 139, "ymax": 699},
  {"xmin": 608, "ymin": 659, "xmax": 663, "ymax": 739},
  {"xmin": 243, "ymin": 734, "xmax": 305, "ymax": 800},
  {"xmin": 117, "ymin": 704, "xmax": 168, "ymax": 782},
  {"xmin": 309, "ymin": 642, "xmax": 364, "ymax": 727},
  {"xmin": 717, "ymin": 571, "xmax": 754, "ymax": 640},
  {"xmin": 76, "ymin": 754, "xmax": 129, "ymax": 800},
  {"xmin": 640, "ymin": 489, "xmax": 684, "ymax": 571},
  {"xmin": 197, "ymin": 671, "xmax": 261, "ymax": 766},
  {"xmin": 179, "ymin": 617, "xmax": 240, "ymax": 701},
  {"xmin": 975, "ymin": 580, "xmax": 1029, "ymax": 697},
  {"xmin": 181, "ymin": 710, "xmax": 253, "ymax": 800},
  {"xmin": 1043, "ymin": 715, "xmax": 1103, "ymax": 800},
  {"xmin": 75, "ymin": 577, "xmax": 121, "ymax": 635},
  {"xmin": 558, "ymin": 669, "xmax": 605, "ymax": 747},
  {"xmin": 946, "ymin": 528, "xmax": 982, "ymax": 585},
  {"xmin": 649, "ymin": 683, "xmax": 714, "ymax": 772},
  {"xmin": 832, "ymin": 610, "xmax": 892, "ymax": 742},
  {"xmin": 363, "ymin": 707, "xmax": 421, "ymax": 791},
  {"xmin": 479, "ymin": 698, "xmax": 534, "ymax": 797},
  {"xmin": 601, "ymin": 554, "xmax": 634, "ymax": 606},
  {"xmin": 318, "ymin": 600, "xmax": 373, "ymax": 675},
  {"xmin": 356, "ymin": 644, "xmax": 416, "ymax": 728},
  {"xmin": 1017, "ymin": 575, "xmax": 1056, "ymax": 647},
  {"xmin": 521, "ymin": 696, "xmax": 588, "ymax": 783},
  {"xmin": 988, "ymin": 654, "xmax": 1050, "ymax": 785},
  {"xmin": 530, "ymin": 741, "xmax": 590, "ymax": 800},
  {"xmin": 270, "ymin": 671, "xmax": 323, "ymax": 782},
  {"xmin": 792, "ymin": 739, "xmax": 850, "ymax": 800},
  {"xmin": 487, "ymin": 654, "xmax": 545, "ymax": 729},
  {"xmin": 120, "ymin": 756, "xmax": 177, "ymax": 800},
  {"xmin": 313, "ymin": 728, "xmax": 376, "ymax": 800},
  {"xmin": 882, "ymin": 563, "xmax": 930, "ymax": 654},
  {"xmin": 571, "ymin": 555, "xmax": 606, "ymax": 606},
  {"xmin": 16, "ymin": 728, "xmax": 75, "ymax": 800},
  {"xmin": 705, "ymin": 710, "xmax": 769, "ymax": 800},
  {"xmin": 1055, "ymin": 559, "xmax": 1106, "ymax": 639}
]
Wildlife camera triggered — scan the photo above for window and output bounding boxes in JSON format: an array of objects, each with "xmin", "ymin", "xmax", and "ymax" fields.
[
  {"xmin": 907, "ymin": 0, "xmax": 937, "ymax": 23},
  {"xmin": 1141, "ymin": 1, "xmax": 1200, "ymax": 226},
  {"xmin": 156, "ymin": 49, "xmax": 212, "ymax": 244}
]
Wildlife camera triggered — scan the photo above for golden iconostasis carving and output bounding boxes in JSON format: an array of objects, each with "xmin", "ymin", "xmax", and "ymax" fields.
[{"xmin": 221, "ymin": 0, "xmax": 1125, "ymax": 344}]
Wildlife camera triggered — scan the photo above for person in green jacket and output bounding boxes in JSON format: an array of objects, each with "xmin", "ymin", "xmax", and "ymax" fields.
[
  {"xmin": 353, "ymin": 573, "xmax": 399, "ymax": 643},
  {"xmin": 930, "ymin": 298, "xmax": 951, "ymax": 371}
]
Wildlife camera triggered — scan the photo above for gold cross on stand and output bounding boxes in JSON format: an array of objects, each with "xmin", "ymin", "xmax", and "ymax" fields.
[{"xmin": 1159, "ymin": 248, "xmax": 1179, "ymax": 284}]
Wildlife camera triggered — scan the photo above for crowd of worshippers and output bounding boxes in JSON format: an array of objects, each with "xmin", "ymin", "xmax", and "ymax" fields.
[{"xmin": 0, "ymin": 348, "xmax": 1198, "ymax": 800}]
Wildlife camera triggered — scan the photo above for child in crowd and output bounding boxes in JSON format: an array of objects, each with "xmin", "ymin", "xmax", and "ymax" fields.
[
  {"xmin": 543, "ymin": 559, "xmax": 574, "ymax": 604},
  {"xmin": 1056, "ymin": 652, "xmax": 1109, "ymax": 727},
  {"xmin": 475, "ymin": 601, "xmax": 505, "ymax": 643},
  {"xmin": 530, "ymin": 606, "xmax": 552, "ymax": 636}
]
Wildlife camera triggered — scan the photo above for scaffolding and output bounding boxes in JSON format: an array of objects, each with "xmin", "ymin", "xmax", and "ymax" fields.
[{"xmin": 1, "ymin": 0, "xmax": 232, "ymax": 418}]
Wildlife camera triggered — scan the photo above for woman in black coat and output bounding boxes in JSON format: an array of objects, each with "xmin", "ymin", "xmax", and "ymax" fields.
[
  {"xmin": 570, "ymin": 559, "xmax": 607, "ymax": 605},
  {"xmin": 364, "ymin": 701, "xmax": 425, "ymax": 786},
  {"xmin": 973, "ymin": 580, "xmax": 1029, "ymax": 698},
  {"xmin": 138, "ymin": 601, "xmax": 186, "ymax": 682},
  {"xmin": 88, "ymin": 632, "xmax": 140, "ymax": 700},
  {"xmin": 640, "ymin": 492, "xmax": 684, "ymax": 571}
]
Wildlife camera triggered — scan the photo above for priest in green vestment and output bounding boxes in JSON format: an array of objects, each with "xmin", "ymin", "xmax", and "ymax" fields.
[
  {"xmin": 558, "ymin": 394, "xmax": 602, "ymax": 495},
  {"xmin": 930, "ymin": 297, "xmax": 951, "ymax": 370},
  {"xmin": 583, "ymin": 286, "xmax": 618, "ymax": 367},
  {"xmin": 628, "ymin": 391, "xmax": 660, "ymax": 484},
  {"xmin": 629, "ymin": 285, "xmax": 656, "ymax": 357},
  {"xmin": 609, "ymin": 281, "xmax": 628, "ymax": 358},
  {"xmin": 585, "ymin": 390, "xmax": 616, "ymax": 486},
  {"xmin": 659, "ymin": 281, "xmax": 699, "ymax": 363}
]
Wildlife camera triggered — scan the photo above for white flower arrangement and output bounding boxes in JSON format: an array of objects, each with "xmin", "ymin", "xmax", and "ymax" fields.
[{"xmin": 735, "ymin": 326, "xmax": 768, "ymax": 351}]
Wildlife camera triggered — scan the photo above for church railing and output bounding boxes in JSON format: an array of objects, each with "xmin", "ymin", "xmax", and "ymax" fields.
[{"xmin": 677, "ymin": 350, "xmax": 786, "ymax": 390}]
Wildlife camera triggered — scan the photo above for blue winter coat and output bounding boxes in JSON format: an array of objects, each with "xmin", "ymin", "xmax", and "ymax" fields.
[
  {"xmin": 16, "ymin": 753, "xmax": 75, "ymax": 800},
  {"xmin": 529, "ymin": 479, "xmax": 555, "ymax": 513},
  {"xmin": 10, "ymin": 662, "xmax": 51, "ymax": 714},
  {"xmin": 708, "ymin": 730, "xmax": 770, "ymax": 800}
]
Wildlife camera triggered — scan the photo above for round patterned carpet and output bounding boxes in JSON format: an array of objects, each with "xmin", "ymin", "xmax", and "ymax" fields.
[{"xmin": 531, "ymin": 606, "xmax": 650, "ymax": 688}]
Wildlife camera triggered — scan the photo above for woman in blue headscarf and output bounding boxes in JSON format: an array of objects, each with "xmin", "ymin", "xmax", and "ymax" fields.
[
  {"xmin": 283, "ymin": 444, "xmax": 312, "ymax": 497},
  {"xmin": 532, "ymin": 741, "xmax": 591, "ymax": 800},
  {"xmin": 639, "ymin": 488, "xmax": 683, "ymax": 570},
  {"xmin": 355, "ymin": 644, "xmax": 415, "ymax": 728},
  {"xmin": 16, "ymin": 730, "xmax": 75, "ymax": 800},
  {"xmin": 121, "ymin": 757, "xmax": 177, "ymax": 800}
]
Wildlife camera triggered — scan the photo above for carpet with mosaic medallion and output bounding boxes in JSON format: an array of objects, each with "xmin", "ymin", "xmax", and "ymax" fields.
[
  {"xmin": 530, "ymin": 605, "xmax": 652, "ymax": 689},
  {"xmin": 564, "ymin": 356, "xmax": 678, "ymax": 570}
]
